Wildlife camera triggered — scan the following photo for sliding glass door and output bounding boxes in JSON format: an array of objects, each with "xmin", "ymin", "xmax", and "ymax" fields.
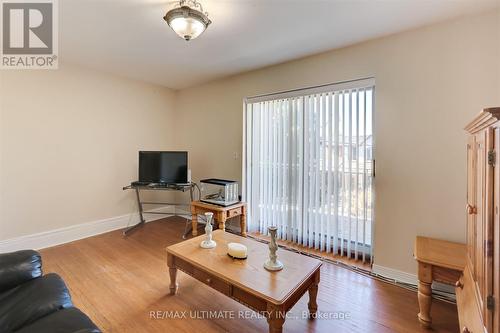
[{"xmin": 244, "ymin": 78, "xmax": 375, "ymax": 263}]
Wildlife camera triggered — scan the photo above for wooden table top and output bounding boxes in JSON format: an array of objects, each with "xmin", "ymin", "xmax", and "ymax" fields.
[
  {"xmin": 414, "ymin": 236, "xmax": 467, "ymax": 271},
  {"xmin": 166, "ymin": 230, "xmax": 322, "ymax": 305},
  {"xmin": 191, "ymin": 200, "xmax": 246, "ymax": 212}
]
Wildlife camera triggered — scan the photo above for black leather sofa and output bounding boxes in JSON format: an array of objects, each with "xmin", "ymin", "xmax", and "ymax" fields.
[{"xmin": 0, "ymin": 250, "xmax": 101, "ymax": 333}]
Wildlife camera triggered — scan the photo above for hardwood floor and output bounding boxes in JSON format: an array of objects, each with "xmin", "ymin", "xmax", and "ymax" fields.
[{"xmin": 40, "ymin": 217, "xmax": 459, "ymax": 333}]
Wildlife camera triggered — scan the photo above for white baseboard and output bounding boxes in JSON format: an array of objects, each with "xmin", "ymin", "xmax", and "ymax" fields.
[
  {"xmin": 372, "ymin": 264, "xmax": 418, "ymax": 285},
  {"xmin": 372, "ymin": 264, "xmax": 455, "ymax": 296},
  {"xmin": 0, "ymin": 206, "xmax": 187, "ymax": 253}
]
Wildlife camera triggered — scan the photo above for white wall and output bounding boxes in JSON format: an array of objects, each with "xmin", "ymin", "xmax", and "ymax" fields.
[
  {"xmin": 0, "ymin": 63, "xmax": 176, "ymax": 240},
  {"xmin": 174, "ymin": 10, "xmax": 500, "ymax": 274}
]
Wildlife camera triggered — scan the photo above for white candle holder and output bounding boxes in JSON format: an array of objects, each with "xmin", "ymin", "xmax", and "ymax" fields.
[
  {"xmin": 264, "ymin": 226, "xmax": 283, "ymax": 271},
  {"xmin": 200, "ymin": 212, "xmax": 216, "ymax": 249}
]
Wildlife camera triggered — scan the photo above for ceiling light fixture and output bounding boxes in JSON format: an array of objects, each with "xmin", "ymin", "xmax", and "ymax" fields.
[{"xmin": 163, "ymin": 0, "xmax": 211, "ymax": 41}]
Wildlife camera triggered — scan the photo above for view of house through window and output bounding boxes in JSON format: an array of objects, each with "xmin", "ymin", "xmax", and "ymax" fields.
[{"xmin": 244, "ymin": 78, "xmax": 375, "ymax": 263}]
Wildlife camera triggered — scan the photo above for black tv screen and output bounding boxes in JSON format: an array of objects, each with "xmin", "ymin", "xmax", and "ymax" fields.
[{"xmin": 139, "ymin": 151, "xmax": 188, "ymax": 184}]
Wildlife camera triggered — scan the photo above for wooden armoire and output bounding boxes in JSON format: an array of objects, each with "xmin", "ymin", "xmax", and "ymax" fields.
[{"xmin": 463, "ymin": 107, "xmax": 500, "ymax": 332}]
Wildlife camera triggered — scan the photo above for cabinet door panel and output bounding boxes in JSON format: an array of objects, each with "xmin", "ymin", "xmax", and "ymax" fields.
[
  {"xmin": 467, "ymin": 135, "xmax": 476, "ymax": 270},
  {"xmin": 481, "ymin": 128, "xmax": 496, "ymax": 332},
  {"xmin": 474, "ymin": 132, "xmax": 486, "ymax": 313},
  {"xmin": 474, "ymin": 129, "xmax": 496, "ymax": 327},
  {"xmin": 487, "ymin": 128, "xmax": 499, "ymax": 333}
]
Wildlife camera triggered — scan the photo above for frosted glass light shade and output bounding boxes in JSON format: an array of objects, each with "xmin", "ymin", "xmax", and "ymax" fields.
[
  {"xmin": 164, "ymin": 6, "xmax": 211, "ymax": 41},
  {"xmin": 170, "ymin": 17, "xmax": 205, "ymax": 40}
]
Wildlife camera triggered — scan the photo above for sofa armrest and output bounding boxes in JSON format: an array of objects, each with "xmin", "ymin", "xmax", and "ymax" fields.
[{"xmin": 0, "ymin": 250, "xmax": 42, "ymax": 292}]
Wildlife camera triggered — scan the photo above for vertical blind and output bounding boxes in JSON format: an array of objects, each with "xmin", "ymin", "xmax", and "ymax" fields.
[{"xmin": 244, "ymin": 78, "xmax": 375, "ymax": 262}]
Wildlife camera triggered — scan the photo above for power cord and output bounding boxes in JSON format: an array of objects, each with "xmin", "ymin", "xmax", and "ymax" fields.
[{"xmin": 192, "ymin": 182, "xmax": 202, "ymax": 201}]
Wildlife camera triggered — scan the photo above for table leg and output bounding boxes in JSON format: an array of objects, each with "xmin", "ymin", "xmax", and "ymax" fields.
[
  {"xmin": 167, "ymin": 254, "xmax": 178, "ymax": 295},
  {"xmin": 191, "ymin": 205, "xmax": 198, "ymax": 236},
  {"xmin": 122, "ymin": 188, "xmax": 146, "ymax": 236},
  {"xmin": 266, "ymin": 304, "xmax": 285, "ymax": 333},
  {"xmin": 308, "ymin": 270, "xmax": 320, "ymax": 318},
  {"xmin": 240, "ymin": 205, "xmax": 247, "ymax": 237},
  {"xmin": 417, "ymin": 262, "xmax": 432, "ymax": 328},
  {"xmin": 219, "ymin": 215, "xmax": 226, "ymax": 232}
]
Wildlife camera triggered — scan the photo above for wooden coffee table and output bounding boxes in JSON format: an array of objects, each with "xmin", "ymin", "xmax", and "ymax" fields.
[{"xmin": 166, "ymin": 230, "xmax": 322, "ymax": 333}]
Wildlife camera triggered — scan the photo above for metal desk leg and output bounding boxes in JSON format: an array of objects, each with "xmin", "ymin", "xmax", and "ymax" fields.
[
  {"xmin": 182, "ymin": 184, "xmax": 196, "ymax": 239},
  {"xmin": 182, "ymin": 219, "xmax": 192, "ymax": 239},
  {"xmin": 123, "ymin": 188, "xmax": 146, "ymax": 236}
]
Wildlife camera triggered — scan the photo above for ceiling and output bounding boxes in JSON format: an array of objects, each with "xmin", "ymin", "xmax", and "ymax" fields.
[{"xmin": 60, "ymin": 0, "xmax": 499, "ymax": 90}]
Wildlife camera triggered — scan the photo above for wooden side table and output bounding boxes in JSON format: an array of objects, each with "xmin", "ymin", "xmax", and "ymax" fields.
[
  {"xmin": 190, "ymin": 201, "xmax": 247, "ymax": 237},
  {"xmin": 413, "ymin": 236, "xmax": 466, "ymax": 328}
]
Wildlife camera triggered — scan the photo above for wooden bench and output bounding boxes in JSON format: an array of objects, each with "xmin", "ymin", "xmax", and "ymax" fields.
[{"xmin": 414, "ymin": 236, "xmax": 467, "ymax": 328}]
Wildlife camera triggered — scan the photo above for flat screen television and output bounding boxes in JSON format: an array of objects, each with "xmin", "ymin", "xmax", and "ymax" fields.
[{"xmin": 138, "ymin": 151, "xmax": 188, "ymax": 184}]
